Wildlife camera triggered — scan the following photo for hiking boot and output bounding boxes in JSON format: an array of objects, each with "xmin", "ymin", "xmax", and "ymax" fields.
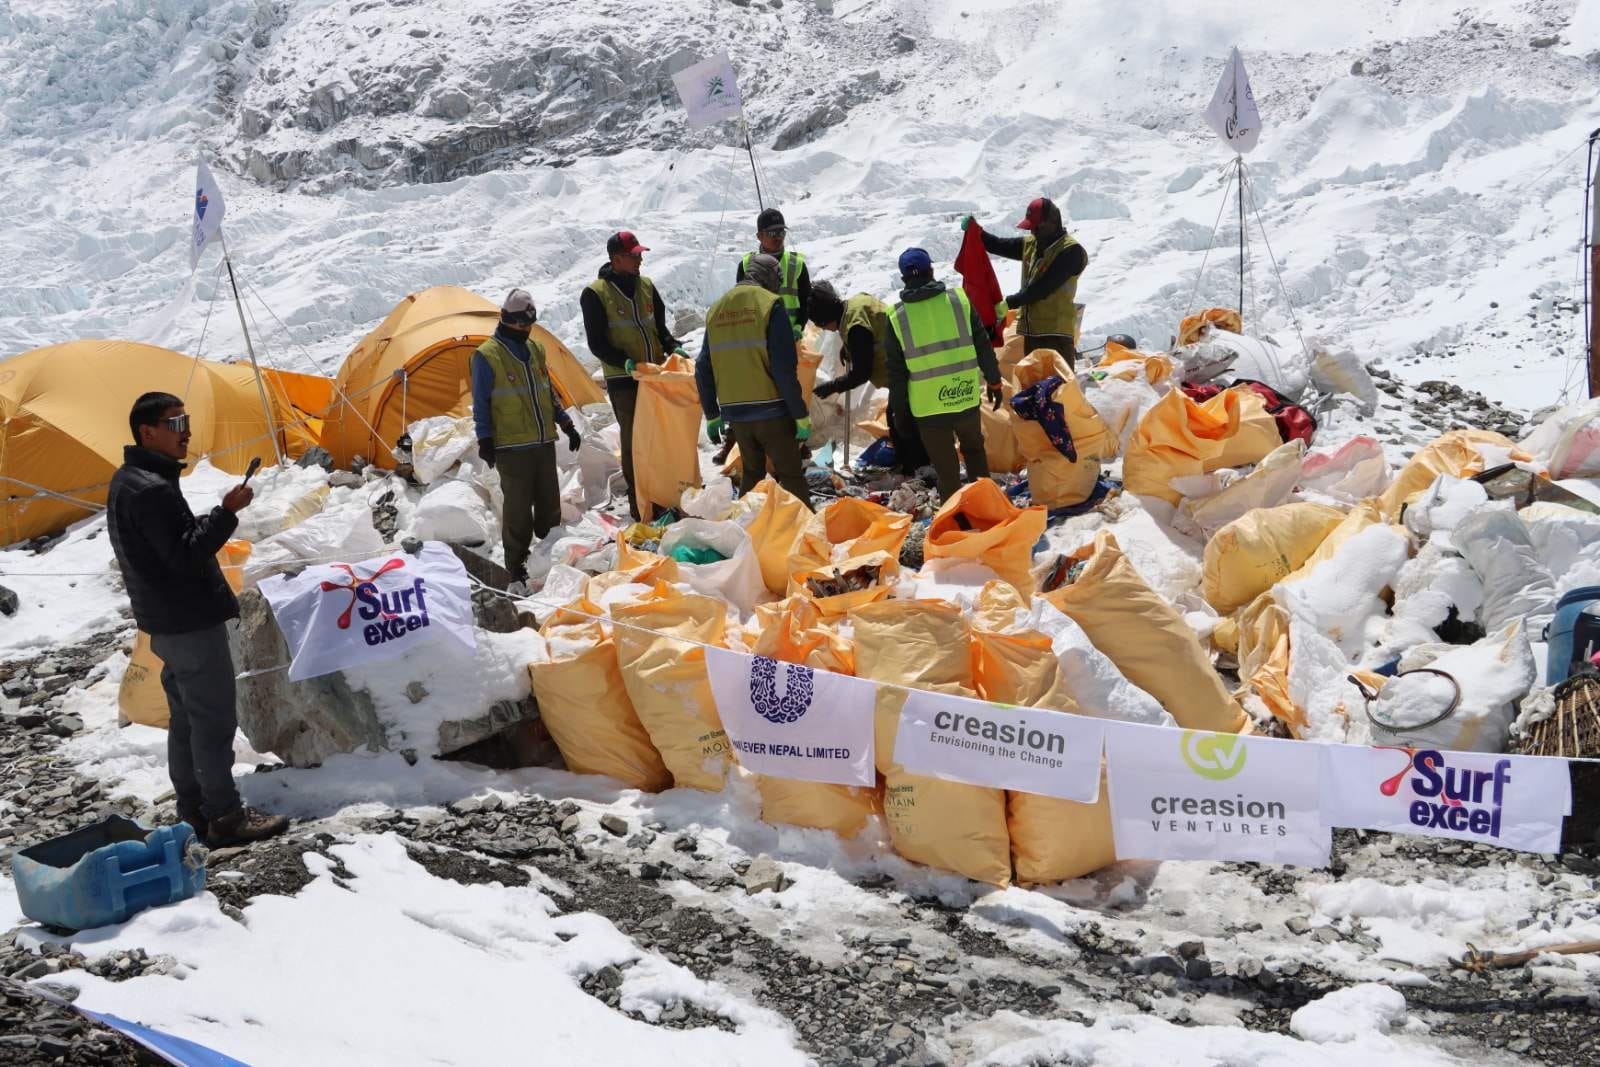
[
  {"xmin": 206, "ymin": 806, "xmax": 289, "ymax": 848},
  {"xmin": 175, "ymin": 807, "xmax": 208, "ymax": 842}
]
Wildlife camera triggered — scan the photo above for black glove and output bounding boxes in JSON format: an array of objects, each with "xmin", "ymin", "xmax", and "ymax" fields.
[
  {"xmin": 813, "ymin": 379, "xmax": 842, "ymax": 399},
  {"xmin": 477, "ymin": 438, "xmax": 495, "ymax": 469},
  {"xmin": 987, "ymin": 383, "xmax": 1004, "ymax": 411},
  {"xmin": 563, "ymin": 424, "xmax": 581, "ymax": 453}
]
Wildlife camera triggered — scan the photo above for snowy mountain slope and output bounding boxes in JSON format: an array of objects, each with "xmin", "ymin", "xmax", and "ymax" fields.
[{"xmin": 3, "ymin": 0, "xmax": 1599, "ymax": 416}]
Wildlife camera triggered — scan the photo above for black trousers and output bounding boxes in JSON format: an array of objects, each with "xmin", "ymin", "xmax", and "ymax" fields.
[
  {"xmin": 915, "ymin": 406, "xmax": 989, "ymax": 501},
  {"xmin": 151, "ymin": 624, "xmax": 242, "ymax": 821},
  {"xmin": 731, "ymin": 417, "xmax": 814, "ymax": 510},
  {"xmin": 606, "ymin": 378, "xmax": 641, "ymax": 520},
  {"xmin": 498, "ymin": 443, "xmax": 561, "ymax": 577}
]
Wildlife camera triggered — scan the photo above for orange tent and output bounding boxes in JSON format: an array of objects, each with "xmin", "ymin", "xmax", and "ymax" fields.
[
  {"xmin": 0, "ymin": 340, "xmax": 329, "ymax": 545},
  {"xmin": 319, "ymin": 286, "xmax": 606, "ymax": 469}
]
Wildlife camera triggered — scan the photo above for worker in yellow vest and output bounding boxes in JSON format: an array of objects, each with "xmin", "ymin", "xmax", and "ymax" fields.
[
  {"xmin": 808, "ymin": 280, "xmax": 929, "ymax": 475},
  {"xmin": 471, "ymin": 289, "xmax": 582, "ymax": 585},
  {"xmin": 735, "ymin": 208, "xmax": 809, "ymax": 340},
  {"xmin": 883, "ymin": 249, "xmax": 1003, "ymax": 502},
  {"xmin": 963, "ymin": 197, "xmax": 1089, "ymax": 364},
  {"xmin": 695, "ymin": 254, "xmax": 814, "ymax": 509},
  {"xmin": 580, "ymin": 230, "xmax": 686, "ymax": 520}
]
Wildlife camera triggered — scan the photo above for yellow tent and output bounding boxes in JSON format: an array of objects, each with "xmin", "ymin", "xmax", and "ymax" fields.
[
  {"xmin": 319, "ymin": 286, "xmax": 607, "ymax": 469},
  {"xmin": 0, "ymin": 340, "xmax": 330, "ymax": 545}
]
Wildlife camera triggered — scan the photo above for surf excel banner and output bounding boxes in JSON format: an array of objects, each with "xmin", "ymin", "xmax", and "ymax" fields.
[
  {"xmin": 259, "ymin": 541, "xmax": 476, "ymax": 682},
  {"xmin": 1104, "ymin": 722, "xmax": 1331, "ymax": 867},
  {"xmin": 704, "ymin": 648, "xmax": 876, "ymax": 787},
  {"xmin": 1320, "ymin": 746, "xmax": 1573, "ymax": 855}
]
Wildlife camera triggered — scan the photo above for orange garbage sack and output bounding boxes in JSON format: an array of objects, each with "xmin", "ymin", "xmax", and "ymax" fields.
[
  {"xmin": 797, "ymin": 340, "xmax": 824, "ymax": 405},
  {"xmin": 1010, "ymin": 347, "xmax": 1119, "ymax": 507},
  {"xmin": 852, "ymin": 599, "xmax": 1011, "ymax": 886},
  {"xmin": 1123, "ymin": 387, "xmax": 1281, "ymax": 504},
  {"xmin": 978, "ymin": 379, "xmax": 1026, "ymax": 475},
  {"xmin": 631, "ymin": 355, "xmax": 703, "ymax": 521},
  {"xmin": 117, "ymin": 539, "xmax": 256, "ymax": 730},
  {"xmin": 748, "ymin": 596, "xmax": 880, "ymax": 835},
  {"xmin": 612, "ymin": 585, "xmax": 731, "ymax": 791},
  {"xmin": 787, "ymin": 498, "xmax": 911, "ymax": 586},
  {"xmin": 1178, "ymin": 307, "xmax": 1243, "ymax": 347},
  {"xmin": 1098, "ymin": 340, "xmax": 1173, "ymax": 386},
  {"xmin": 1201, "ymin": 502, "xmax": 1346, "ymax": 615},
  {"xmin": 791, "ymin": 550, "xmax": 896, "ymax": 618},
  {"xmin": 923, "ymin": 478, "xmax": 1046, "ymax": 596},
  {"xmin": 1042, "ymin": 532, "xmax": 1247, "ymax": 734},
  {"xmin": 531, "ymin": 618, "xmax": 673, "ymax": 791},
  {"xmin": 1377, "ymin": 429, "xmax": 1530, "ymax": 520},
  {"xmin": 744, "ymin": 477, "xmax": 812, "ymax": 595}
]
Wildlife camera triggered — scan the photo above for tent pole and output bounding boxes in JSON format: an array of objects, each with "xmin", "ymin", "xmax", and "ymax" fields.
[
  {"xmin": 1237, "ymin": 156, "xmax": 1246, "ymax": 325},
  {"xmin": 841, "ymin": 386, "xmax": 852, "ymax": 471},
  {"xmin": 1589, "ymin": 129, "xmax": 1600, "ymax": 399},
  {"xmin": 222, "ymin": 246, "xmax": 286, "ymax": 469},
  {"xmin": 740, "ymin": 112, "xmax": 765, "ymax": 211}
]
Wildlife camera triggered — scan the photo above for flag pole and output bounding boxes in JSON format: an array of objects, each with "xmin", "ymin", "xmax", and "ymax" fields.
[
  {"xmin": 739, "ymin": 111, "xmax": 765, "ymax": 211},
  {"xmin": 220, "ymin": 237, "xmax": 286, "ymax": 469},
  {"xmin": 1237, "ymin": 156, "xmax": 1246, "ymax": 324}
]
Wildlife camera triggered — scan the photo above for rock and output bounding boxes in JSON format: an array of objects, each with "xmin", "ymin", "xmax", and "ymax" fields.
[
  {"xmin": 869, "ymin": 931, "xmax": 911, "ymax": 948},
  {"xmin": 890, "ymin": 32, "xmax": 915, "ymax": 53},
  {"xmin": 1184, "ymin": 958, "xmax": 1213, "ymax": 980},
  {"xmin": 0, "ymin": 584, "xmax": 18, "ymax": 617},
  {"xmin": 328, "ymin": 470, "xmax": 364, "ymax": 489},
  {"xmin": 639, "ymin": 862, "xmax": 663, "ymax": 880},
  {"xmin": 446, "ymin": 544, "xmax": 521, "ymax": 633},
  {"xmin": 1508, "ymin": 1038, "xmax": 1535, "ymax": 1053},
  {"xmin": 1285, "ymin": 916, "xmax": 1312, "ymax": 935},
  {"xmin": 1350, "ymin": 59, "xmax": 1364, "ymax": 75},
  {"xmin": 1176, "ymin": 940, "xmax": 1205, "ymax": 960},
  {"xmin": 560, "ymin": 814, "xmax": 581, "ymax": 835},
  {"xmin": 600, "ymin": 814, "xmax": 629, "ymax": 837},
  {"xmin": 1135, "ymin": 955, "xmax": 1185, "ymax": 978},
  {"xmin": 672, "ymin": 833, "xmax": 697, "ymax": 853},
  {"xmin": 743, "ymin": 855, "xmax": 787, "ymax": 894},
  {"xmin": 295, "ymin": 446, "xmax": 334, "ymax": 471},
  {"xmin": 1311, "ymin": 926, "xmax": 1340, "ymax": 944},
  {"xmin": 1531, "ymin": 35, "xmax": 1559, "ymax": 49},
  {"xmin": 626, "ymin": 831, "xmax": 656, "ymax": 850},
  {"xmin": 2, "ymin": 678, "xmax": 30, "ymax": 699},
  {"xmin": 405, "ymin": 681, "xmax": 429, "ymax": 704},
  {"xmin": 673, "ymin": 308, "xmax": 705, "ymax": 336},
  {"xmin": 47, "ymin": 715, "xmax": 83, "ymax": 737}
]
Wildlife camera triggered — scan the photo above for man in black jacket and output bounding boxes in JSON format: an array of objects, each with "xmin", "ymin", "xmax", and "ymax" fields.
[
  {"xmin": 579, "ymin": 230, "xmax": 686, "ymax": 520},
  {"xmin": 965, "ymin": 197, "xmax": 1089, "ymax": 364},
  {"xmin": 106, "ymin": 392, "xmax": 288, "ymax": 848}
]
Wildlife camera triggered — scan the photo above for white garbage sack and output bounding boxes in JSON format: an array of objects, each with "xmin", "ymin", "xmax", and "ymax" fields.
[
  {"xmin": 1521, "ymin": 396, "xmax": 1600, "ymax": 479},
  {"xmin": 1390, "ymin": 541, "xmax": 1485, "ymax": 635},
  {"xmin": 245, "ymin": 504, "xmax": 388, "ymax": 581},
  {"xmin": 411, "ymin": 478, "xmax": 495, "ymax": 545},
  {"xmin": 409, "ymin": 415, "xmax": 478, "ymax": 485},
  {"xmin": 1173, "ymin": 440, "xmax": 1306, "ymax": 540},
  {"xmin": 1401, "ymin": 474, "xmax": 1488, "ymax": 550},
  {"xmin": 1026, "ymin": 601, "xmax": 1172, "ymax": 726},
  {"xmin": 1453, "ymin": 504, "xmax": 1558, "ymax": 635},
  {"xmin": 1310, "ymin": 348, "xmax": 1380, "ymax": 413},
  {"xmin": 560, "ymin": 408, "xmax": 622, "ymax": 510},
  {"xmin": 1368, "ymin": 620, "xmax": 1537, "ymax": 753},
  {"xmin": 1187, "ymin": 332, "xmax": 1309, "ymax": 400},
  {"xmin": 1522, "ymin": 502, "xmax": 1600, "ymax": 581},
  {"xmin": 1297, "ymin": 436, "xmax": 1391, "ymax": 504},
  {"xmin": 1083, "ymin": 375, "xmax": 1164, "ymax": 453},
  {"xmin": 233, "ymin": 465, "xmax": 332, "ymax": 542},
  {"xmin": 1276, "ymin": 523, "xmax": 1412, "ymax": 659},
  {"xmin": 1171, "ymin": 342, "xmax": 1239, "ymax": 386},
  {"xmin": 657, "ymin": 518, "xmax": 766, "ymax": 615},
  {"xmin": 681, "ymin": 476, "xmax": 738, "ymax": 520},
  {"xmin": 526, "ymin": 514, "xmax": 619, "ymax": 585},
  {"xmin": 896, "ymin": 559, "xmax": 1007, "ymax": 611}
]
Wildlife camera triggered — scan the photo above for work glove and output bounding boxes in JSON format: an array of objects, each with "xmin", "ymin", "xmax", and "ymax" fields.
[
  {"xmin": 477, "ymin": 438, "xmax": 496, "ymax": 469},
  {"xmin": 672, "ymin": 346, "xmax": 688, "ymax": 357},
  {"xmin": 961, "ymin": 215, "xmax": 977, "ymax": 232},
  {"xmin": 794, "ymin": 416, "xmax": 813, "ymax": 442},
  {"xmin": 563, "ymin": 424, "xmax": 581, "ymax": 453},
  {"xmin": 624, "ymin": 358, "xmax": 637, "ymax": 374},
  {"xmin": 993, "ymin": 298, "xmax": 1010, "ymax": 320},
  {"xmin": 987, "ymin": 383, "xmax": 1004, "ymax": 411},
  {"xmin": 706, "ymin": 417, "xmax": 723, "ymax": 445},
  {"xmin": 813, "ymin": 379, "xmax": 842, "ymax": 400}
]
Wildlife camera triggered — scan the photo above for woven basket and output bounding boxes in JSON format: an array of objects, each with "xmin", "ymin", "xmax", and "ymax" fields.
[{"xmin": 1528, "ymin": 673, "xmax": 1600, "ymax": 759}]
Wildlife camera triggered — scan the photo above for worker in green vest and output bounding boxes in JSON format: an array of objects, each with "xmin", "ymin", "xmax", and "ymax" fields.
[
  {"xmin": 808, "ymin": 280, "xmax": 929, "ymax": 475},
  {"xmin": 883, "ymin": 249, "xmax": 1003, "ymax": 502},
  {"xmin": 580, "ymin": 230, "xmax": 687, "ymax": 520},
  {"xmin": 735, "ymin": 208, "xmax": 809, "ymax": 341},
  {"xmin": 695, "ymin": 253, "xmax": 814, "ymax": 509},
  {"xmin": 471, "ymin": 289, "xmax": 582, "ymax": 586},
  {"xmin": 963, "ymin": 197, "xmax": 1089, "ymax": 364}
]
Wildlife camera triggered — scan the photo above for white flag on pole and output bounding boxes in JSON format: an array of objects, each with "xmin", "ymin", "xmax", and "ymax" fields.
[
  {"xmin": 672, "ymin": 52, "xmax": 743, "ymax": 129},
  {"xmin": 1204, "ymin": 47, "xmax": 1262, "ymax": 155},
  {"xmin": 190, "ymin": 157, "xmax": 227, "ymax": 270}
]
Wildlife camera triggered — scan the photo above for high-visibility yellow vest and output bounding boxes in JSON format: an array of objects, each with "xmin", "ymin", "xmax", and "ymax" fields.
[
  {"xmin": 889, "ymin": 288, "xmax": 983, "ymax": 418},
  {"xmin": 743, "ymin": 249, "xmax": 806, "ymax": 336},
  {"xmin": 585, "ymin": 274, "xmax": 664, "ymax": 377},
  {"xmin": 1019, "ymin": 232, "xmax": 1084, "ymax": 339},
  {"xmin": 706, "ymin": 284, "xmax": 784, "ymax": 407},
  {"xmin": 841, "ymin": 293, "xmax": 891, "ymax": 387},
  {"xmin": 472, "ymin": 335, "xmax": 557, "ymax": 448}
]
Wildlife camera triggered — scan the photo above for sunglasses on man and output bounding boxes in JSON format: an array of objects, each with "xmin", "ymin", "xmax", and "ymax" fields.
[{"xmin": 165, "ymin": 413, "xmax": 190, "ymax": 433}]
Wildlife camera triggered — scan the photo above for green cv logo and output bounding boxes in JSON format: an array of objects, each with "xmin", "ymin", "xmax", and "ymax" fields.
[
  {"xmin": 705, "ymin": 75, "xmax": 726, "ymax": 102},
  {"xmin": 1181, "ymin": 730, "xmax": 1247, "ymax": 781}
]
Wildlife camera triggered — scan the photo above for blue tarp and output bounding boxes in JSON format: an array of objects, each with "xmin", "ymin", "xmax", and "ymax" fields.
[{"xmin": 80, "ymin": 1009, "xmax": 250, "ymax": 1067}]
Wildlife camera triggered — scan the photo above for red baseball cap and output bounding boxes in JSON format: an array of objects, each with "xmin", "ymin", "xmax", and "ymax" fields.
[
  {"xmin": 607, "ymin": 230, "xmax": 650, "ymax": 255},
  {"xmin": 1016, "ymin": 197, "xmax": 1057, "ymax": 231}
]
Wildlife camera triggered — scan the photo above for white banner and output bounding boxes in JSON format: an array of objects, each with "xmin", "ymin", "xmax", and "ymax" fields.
[
  {"xmin": 1105, "ymin": 722, "xmax": 1330, "ymax": 866},
  {"xmin": 704, "ymin": 647, "xmax": 875, "ymax": 786},
  {"xmin": 894, "ymin": 690, "xmax": 1104, "ymax": 802},
  {"xmin": 190, "ymin": 157, "xmax": 227, "ymax": 270},
  {"xmin": 1204, "ymin": 46, "xmax": 1262, "ymax": 155},
  {"xmin": 1320, "ymin": 746, "xmax": 1571, "ymax": 855},
  {"xmin": 672, "ymin": 52, "xmax": 743, "ymax": 129},
  {"xmin": 259, "ymin": 542, "xmax": 476, "ymax": 682}
]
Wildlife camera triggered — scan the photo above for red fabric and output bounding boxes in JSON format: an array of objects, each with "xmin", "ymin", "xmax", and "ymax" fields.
[
  {"xmin": 1180, "ymin": 383, "xmax": 1224, "ymax": 402},
  {"xmin": 955, "ymin": 224, "xmax": 1005, "ymax": 335}
]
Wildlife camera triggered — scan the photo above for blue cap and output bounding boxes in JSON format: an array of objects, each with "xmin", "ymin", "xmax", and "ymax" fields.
[{"xmin": 898, "ymin": 247, "xmax": 933, "ymax": 277}]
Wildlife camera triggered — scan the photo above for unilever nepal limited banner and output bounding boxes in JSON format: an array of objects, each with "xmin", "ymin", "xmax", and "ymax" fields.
[
  {"xmin": 704, "ymin": 648, "xmax": 876, "ymax": 787},
  {"xmin": 893, "ymin": 689, "xmax": 1105, "ymax": 802},
  {"xmin": 259, "ymin": 542, "xmax": 476, "ymax": 682},
  {"xmin": 1319, "ymin": 746, "xmax": 1573, "ymax": 855},
  {"xmin": 1104, "ymin": 722, "xmax": 1331, "ymax": 867}
]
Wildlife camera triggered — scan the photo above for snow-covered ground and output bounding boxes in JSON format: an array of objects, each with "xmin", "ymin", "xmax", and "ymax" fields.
[{"xmin": 5, "ymin": 1, "xmax": 1600, "ymax": 1064}]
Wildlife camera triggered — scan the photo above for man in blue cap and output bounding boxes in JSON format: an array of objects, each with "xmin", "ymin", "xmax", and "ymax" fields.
[{"xmin": 883, "ymin": 248, "xmax": 1003, "ymax": 501}]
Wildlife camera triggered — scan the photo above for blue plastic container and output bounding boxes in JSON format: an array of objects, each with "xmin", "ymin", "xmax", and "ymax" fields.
[
  {"xmin": 1544, "ymin": 585, "xmax": 1600, "ymax": 684},
  {"xmin": 10, "ymin": 816, "xmax": 206, "ymax": 931}
]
